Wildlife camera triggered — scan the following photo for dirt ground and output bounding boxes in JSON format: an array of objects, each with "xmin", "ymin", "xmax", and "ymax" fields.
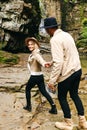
[{"xmin": 0, "ymin": 52, "xmax": 87, "ymax": 130}]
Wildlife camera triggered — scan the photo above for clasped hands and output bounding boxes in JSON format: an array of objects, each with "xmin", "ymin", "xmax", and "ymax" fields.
[
  {"xmin": 45, "ymin": 61, "xmax": 53, "ymax": 68},
  {"xmin": 48, "ymin": 83, "xmax": 56, "ymax": 93},
  {"xmin": 44, "ymin": 61, "xmax": 56, "ymax": 93}
]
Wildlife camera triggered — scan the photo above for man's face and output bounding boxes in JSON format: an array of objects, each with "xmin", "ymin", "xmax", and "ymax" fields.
[{"xmin": 45, "ymin": 28, "xmax": 53, "ymax": 36}]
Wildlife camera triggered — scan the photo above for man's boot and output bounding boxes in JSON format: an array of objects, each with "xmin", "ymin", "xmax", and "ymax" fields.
[
  {"xmin": 55, "ymin": 118, "xmax": 73, "ymax": 130},
  {"xmin": 78, "ymin": 115, "xmax": 87, "ymax": 129}
]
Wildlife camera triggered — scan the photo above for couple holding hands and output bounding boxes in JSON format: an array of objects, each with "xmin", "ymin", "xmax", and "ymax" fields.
[{"xmin": 23, "ymin": 17, "xmax": 87, "ymax": 130}]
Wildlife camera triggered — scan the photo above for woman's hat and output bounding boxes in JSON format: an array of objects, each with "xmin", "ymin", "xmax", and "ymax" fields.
[
  {"xmin": 25, "ymin": 37, "xmax": 40, "ymax": 47},
  {"xmin": 41, "ymin": 17, "xmax": 60, "ymax": 29}
]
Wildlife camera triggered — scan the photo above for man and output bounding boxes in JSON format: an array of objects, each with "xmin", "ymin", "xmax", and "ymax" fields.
[{"xmin": 41, "ymin": 17, "xmax": 87, "ymax": 130}]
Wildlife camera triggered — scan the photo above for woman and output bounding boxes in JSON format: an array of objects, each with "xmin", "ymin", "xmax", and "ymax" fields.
[{"xmin": 23, "ymin": 37, "xmax": 57, "ymax": 114}]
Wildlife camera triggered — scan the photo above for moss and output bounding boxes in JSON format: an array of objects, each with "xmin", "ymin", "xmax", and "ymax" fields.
[{"xmin": 0, "ymin": 50, "xmax": 19, "ymax": 65}]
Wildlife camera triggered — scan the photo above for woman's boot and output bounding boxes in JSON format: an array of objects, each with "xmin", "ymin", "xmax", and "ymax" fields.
[
  {"xmin": 55, "ymin": 118, "xmax": 73, "ymax": 130},
  {"xmin": 49, "ymin": 104, "xmax": 57, "ymax": 114},
  {"xmin": 23, "ymin": 105, "xmax": 32, "ymax": 112}
]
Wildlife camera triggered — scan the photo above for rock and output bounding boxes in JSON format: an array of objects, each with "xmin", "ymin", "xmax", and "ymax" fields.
[
  {"xmin": 0, "ymin": 0, "xmax": 40, "ymax": 34},
  {"xmin": 0, "ymin": 53, "xmax": 87, "ymax": 130},
  {"xmin": 0, "ymin": 67, "xmax": 29, "ymax": 89},
  {"xmin": 0, "ymin": 0, "xmax": 41, "ymax": 53},
  {"xmin": 31, "ymin": 122, "xmax": 40, "ymax": 130}
]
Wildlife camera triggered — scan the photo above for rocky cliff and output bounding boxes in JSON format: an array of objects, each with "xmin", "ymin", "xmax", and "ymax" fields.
[
  {"xmin": 41, "ymin": 0, "xmax": 87, "ymax": 41},
  {"xmin": 0, "ymin": 0, "xmax": 87, "ymax": 52},
  {"xmin": 0, "ymin": 0, "xmax": 41, "ymax": 52}
]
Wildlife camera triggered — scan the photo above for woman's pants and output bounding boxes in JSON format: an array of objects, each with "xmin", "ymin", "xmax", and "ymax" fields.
[
  {"xmin": 58, "ymin": 69, "xmax": 84, "ymax": 118},
  {"xmin": 25, "ymin": 74, "xmax": 54, "ymax": 107}
]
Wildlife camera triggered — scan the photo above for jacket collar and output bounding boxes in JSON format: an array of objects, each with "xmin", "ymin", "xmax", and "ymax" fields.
[
  {"xmin": 54, "ymin": 29, "xmax": 62, "ymax": 36},
  {"xmin": 32, "ymin": 49, "xmax": 40, "ymax": 54}
]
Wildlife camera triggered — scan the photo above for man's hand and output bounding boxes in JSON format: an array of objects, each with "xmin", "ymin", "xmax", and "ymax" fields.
[
  {"xmin": 48, "ymin": 83, "xmax": 56, "ymax": 93},
  {"xmin": 45, "ymin": 62, "xmax": 53, "ymax": 68}
]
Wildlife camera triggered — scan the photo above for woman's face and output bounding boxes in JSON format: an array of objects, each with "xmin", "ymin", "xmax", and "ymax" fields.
[{"xmin": 27, "ymin": 41, "xmax": 35, "ymax": 51}]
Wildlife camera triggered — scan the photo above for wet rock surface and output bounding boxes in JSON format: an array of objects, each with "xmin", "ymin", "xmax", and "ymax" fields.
[{"xmin": 0, "ymin": 53, "xmax": 87, "ymax": 130}]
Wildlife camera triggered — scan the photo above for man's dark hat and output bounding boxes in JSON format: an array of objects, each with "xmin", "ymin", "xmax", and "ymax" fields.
[{"xmin": 41, "ymin": 17, "xmax": 60, "ymax": 29}]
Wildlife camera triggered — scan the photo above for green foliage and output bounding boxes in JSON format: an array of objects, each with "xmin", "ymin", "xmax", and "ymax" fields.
[
  {"xmin": 76, "ymin": 18, "xmax": 87, "ymax": 48},
  {"xmin": 0, "ymin": 51, "xmax": 19, "ymax": 65},
  {"xmin": 64, "ymin": 0, "xmax": 76, "ymax": 3},
  {"xmin": 79, "ymin": 27, "xmax": 87, "ymax": 40},
  {"xmin": 76, "ymin": 39, "xmax": 87, "ymax": 48},
  {"xmin": 82, "ymin": 18, "xmax": 87, "ymax": 27}
]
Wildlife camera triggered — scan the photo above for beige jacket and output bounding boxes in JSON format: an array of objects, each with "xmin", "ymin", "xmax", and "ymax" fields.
[
  {"xmin": 49, "ymin": 29, "xmax": 81, "ymax": 84},
  {"xmin": 27, "ymin": 49, "xmax": 46, "ymax": 75}
]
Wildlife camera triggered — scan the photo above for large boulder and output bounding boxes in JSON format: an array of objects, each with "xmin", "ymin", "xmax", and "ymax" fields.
[{"xmin": 0, "ymin": 0, "xmax": 41, "ymax": 53}]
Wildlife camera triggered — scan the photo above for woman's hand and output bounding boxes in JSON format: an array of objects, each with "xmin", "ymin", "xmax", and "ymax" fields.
[
  {"xmin": 45, "ymin": 61, "xmax": 53, "ymax": 68},
  {"xmin": 48, "ymin": 83, "xmax": 56, "ymax": 93}
]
